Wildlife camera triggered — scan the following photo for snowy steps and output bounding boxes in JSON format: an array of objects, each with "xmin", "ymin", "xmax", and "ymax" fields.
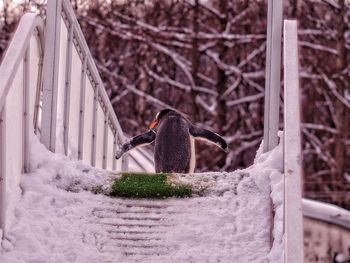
[
  {"xmin": 91, "ymin": 198, "xmax": 180, "ymax": 261},
  {"xmin": 84, "ymin": 171, "xmax": 273, "ymax": 262}
]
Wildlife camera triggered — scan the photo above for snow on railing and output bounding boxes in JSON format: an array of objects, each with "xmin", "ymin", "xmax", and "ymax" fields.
[
  {"xmin": 0, "ymin": 13, "xmax": 44, "ymax": 234},
  {"xmin": 283, "ymin": 20, "xmax": 304, "ymax": 263}
]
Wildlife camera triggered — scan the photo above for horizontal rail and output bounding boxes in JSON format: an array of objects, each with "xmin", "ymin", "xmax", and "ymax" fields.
[
  {"xmin": 0, "ymin": 14, "xmax": 44, "ymax": 112},
  {"xmin": 303, "ymin": 198, "xmax": 350, "ymax": 230}
]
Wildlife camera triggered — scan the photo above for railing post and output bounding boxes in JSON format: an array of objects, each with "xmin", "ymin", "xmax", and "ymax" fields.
[
  {"xmin": 263, "ymin": 0, "xmax": 283, "ymax": 152},
  {"xmin": 283, "ymin": 20, "xmax": 304, "ymax": 263},
  {"xmin": 0, "ymin": 108, "xmax": 6, "ymax": 234},
  {"xmin": 121, "ymin": 153, "xmax": 129, "ymax": 172},
  {"xmin": 23, "ymin": 47, "xmax": 30, "ymax": 173},
  {"xmin": 102, "ymin": 111, "xmax": 109, "ymax": 169},
  {"xmin": 78, "ymin": 57, "xmax": 87, "ymax": 160},
  {"xmin": 41, "ymin": 0, "xmax": 62, "ymax": 151},
  {"xmin": 112, "ymin": 130, "xmax": 117, "ymax": 170},
  {"xmin": 91, "ymin": 86, "xmax": 98, "ymax": 167},
  {"xmin": 63, "ymin": 22, "xmax": 73, "ymax": 155}
]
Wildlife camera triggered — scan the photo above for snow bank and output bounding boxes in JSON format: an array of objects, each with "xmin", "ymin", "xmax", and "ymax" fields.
[
  {"xmin": 0, "ymin": 132, "xmax": 284, "ymax": 262},
  {"xmin": 28, "ymin": 133, "xmax": 119, "ymax": 194},
  {"xmin": 163, "ymin": 134, "xmax": 284, "ymax": 262},
  {"xmin": 251, "ymin": 133, "xmax": 284, "ymax": 262},
  {"xmin": 0, "ymin": 134, "xmax": 118, "ymax": 262}
]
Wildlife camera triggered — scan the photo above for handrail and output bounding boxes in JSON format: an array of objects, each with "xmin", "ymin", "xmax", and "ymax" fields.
[
  {"xmin": 0, "ymin": 13, "xmax": 45, "ymax": 234},
  {"xmin": 303, "ymin": 198, "xmax": 350, "ymax": 230},
  {"xmin": 0, "ymin": 14, "xmax": 44, "ymax": 112}
]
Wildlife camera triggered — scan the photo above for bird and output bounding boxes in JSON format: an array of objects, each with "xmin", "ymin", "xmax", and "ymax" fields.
[{"xmin": 116, "ymin": 109, "xmax": 228, "ymax": 173}]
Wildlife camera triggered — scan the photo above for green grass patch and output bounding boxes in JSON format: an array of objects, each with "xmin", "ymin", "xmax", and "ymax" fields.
[{"xmin": 110, "ymin": 173, "xmax": 192, "ymax": 199}]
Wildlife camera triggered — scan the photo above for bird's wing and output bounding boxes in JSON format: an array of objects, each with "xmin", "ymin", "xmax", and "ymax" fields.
[
  {"xmin": 189, "ymin": 125, "xmax": 228, "ymax": 152},
  {"xmin": 116, "ymin": 129, "xmax": 156, "ymax": 159}
]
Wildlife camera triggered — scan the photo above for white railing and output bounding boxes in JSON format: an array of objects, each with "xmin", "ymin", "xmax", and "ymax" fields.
[
  {"xmin": 303, "ymin": 199, "xmax": 350, "ymax": 262},
  {"xmin": 0, "ymin": 13, "xmax": 44, "ymax": 234},
  {"xmin": 303, "ymin": 199, "xmax": 350, "ymax": 230},
  {"xmin": 283, "ymin": 20, "xmax": 304, "ymax": 263},
  {"xmin": 263, "ymin": 1, "xmax": 304, "ymax": 260},
  {"xmin": 40, "ymin": 0, "xmax": 127, "ymax": 171},
  {"xmin": 263, "ymin": 0, "xmax": 283, "ymax": 153},
  {"xmin": 41, "ymin": 0, "xmax": 154, "ymax": 173},
  {"xmin": 0, "ymin": 0, "xmax": 155, "ymax": 235}
]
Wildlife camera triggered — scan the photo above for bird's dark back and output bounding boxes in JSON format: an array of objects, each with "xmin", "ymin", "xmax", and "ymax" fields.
[{"xmin": 154, "ymin": 116, "xmax": 191, "ymax": 173}]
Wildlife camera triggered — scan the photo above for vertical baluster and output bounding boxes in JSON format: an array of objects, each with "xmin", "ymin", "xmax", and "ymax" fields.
[
  {"xmin": 263, "ymin": 0, "xmax": 283, "ymax": 152},
  {"xmin": 102, "ymin": 111, "xmax": 109, "ymax": 169},
  {"xmin": 34, "ymin": 29, "xmax": 44, "ymax": 136},
  {"xmin": 78, "ymin": 57, "xmax": 87, "ymax": 160},
  {"xmin": 283, "ymin": 20, "xmax": 304, "ymax": 263},
  {"xmin": 0, "ymin": 108, "xmax": 6, "ymax": 233},
  {"xmin": 121, "ymin": 151, "xmax": 129, "ymax": 172},
  {"xmin": 23, "ymin": 48, "xmax": 30, "ymax": 173},
  {"xmin": 112, "ymin": 128, "xmax": 117, "ymax": 171},
  {"xmin": 63, "ymin": 22, "xmax": 73, "ymax": 156},
  {"xmin": 41, "ymin": 0, "xmax": 62, "ymax": 151},
  {"xmin": 91, "ymin": 84, "xmax": 98, "ymax": 167}
]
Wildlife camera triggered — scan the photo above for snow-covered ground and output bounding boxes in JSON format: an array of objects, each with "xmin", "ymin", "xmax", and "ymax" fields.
[{"xmin": 0, "ymin": 133, "xmax": 284, "ymax": 262}]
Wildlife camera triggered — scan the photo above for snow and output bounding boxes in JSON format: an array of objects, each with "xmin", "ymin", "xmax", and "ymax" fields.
[
  {"xmin": 0, "ymin": 132, "xmax": 284, "ymax": 262},
  {"xmin": 167, "ymin": 134, "xmax": 284, "ymax": 262}
]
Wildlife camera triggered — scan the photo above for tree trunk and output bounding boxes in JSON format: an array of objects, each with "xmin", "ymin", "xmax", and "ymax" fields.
[
  {"xmin": 216, "ymin": 0, "xmax": 228, "ymax": 135},
  {"xmin": 333, "ymin": 0, "xmax": 348, "ymax": 206},
  {"xmin": 214, "ymin": 0, "xmax": 229, "ymax": 169},
  {"xmin": 190, "ymin": 0, "xmax": 200, "ymax": 121}
]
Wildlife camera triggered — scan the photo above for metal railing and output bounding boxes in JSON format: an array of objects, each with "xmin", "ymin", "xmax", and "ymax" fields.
[
  {"xmin": 40, "ymin": 0, "xmax": 128, "ymax": 171},
  {"xmin": 263, "ymin": 0, "xmax": 283, "ymax": 153},
  {"xmin": 38, "ymin": 0, "xmax": 155, "ymax": 172},
  {"xmin": 0, "ymin": 13, "xmax": 45, "ymax": 234},
  {"xmin": 0, "ymin": 0, "xmax": 155, "ymax": 235},
  {"xmin": 303, "ymin": 199, "xmax": 350, "ymax": 263},
  {"xmin": 303, "ymin": 199, "xmax": 350, "ymax": 230},
  {"xmin": 262, "ymin": 1, "xmax": 304, "ymax": 260}
]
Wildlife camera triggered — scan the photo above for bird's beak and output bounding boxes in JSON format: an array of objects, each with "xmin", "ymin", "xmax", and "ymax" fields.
[{"xmin": 149, "ymin": 120, "xmax": 158, "ymax": 129}]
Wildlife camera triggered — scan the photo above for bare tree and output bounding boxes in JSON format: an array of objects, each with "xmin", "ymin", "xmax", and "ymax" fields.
[{"xmin": 297, "ymin": 0, "xmax": 350, "ymax": 207}]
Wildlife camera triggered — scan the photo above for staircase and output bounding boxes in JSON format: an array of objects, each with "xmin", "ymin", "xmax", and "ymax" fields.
[
  {"xmin": 0, "ymin": 0, "xmax": 305, "ymax": 262},
  {"xmin": 93, "ymin": 199, "xmax": 174, "ymax": 259},
  {"xmin": 90, "ymin": 171, "xmax": 273, "ymax": 262}
]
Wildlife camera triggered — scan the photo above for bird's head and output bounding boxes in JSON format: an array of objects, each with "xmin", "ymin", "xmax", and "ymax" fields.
[{"xmin": 149, "ymin": 109, "xmax": 174, "ymax": 129}]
